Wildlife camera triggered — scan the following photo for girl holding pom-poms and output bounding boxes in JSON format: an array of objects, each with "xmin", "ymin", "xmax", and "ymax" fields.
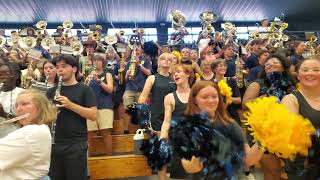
[
  {"xmin": 281, "ymin": 55, "xmax": 320, "ymax": 179},
  {"xmin": 243, "ymin": 54, "xmax": 296, "ymax": 180},
  {"xmin": 179, "ymin": 81, "xmax": 264, "ymax": 179},
  {"xmin": 158, "ymin": 64, "xmax": 193, "ymax": 180}
]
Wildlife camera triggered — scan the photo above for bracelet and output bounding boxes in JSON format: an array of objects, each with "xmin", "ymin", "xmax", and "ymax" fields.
[{"xmin": 97, "ymin": 80, "xmax": 102, "ymax": 84}]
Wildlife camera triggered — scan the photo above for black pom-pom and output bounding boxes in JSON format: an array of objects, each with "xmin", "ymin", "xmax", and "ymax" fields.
[
  {"xmin": 126, "ymin": 103, "xmax": 150, "ymax": 128},
  {"xmin": 169, "ymin": 112, "xmax": 245, "ymax": 178},
  {"xmin": 140, "ymin": 135, "xmax": 171, "ymax": 171}
]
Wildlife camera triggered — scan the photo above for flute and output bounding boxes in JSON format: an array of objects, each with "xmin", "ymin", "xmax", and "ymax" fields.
[{"xmin": 0, "ymin": 113, "xmax": 30, "ymax": 125}]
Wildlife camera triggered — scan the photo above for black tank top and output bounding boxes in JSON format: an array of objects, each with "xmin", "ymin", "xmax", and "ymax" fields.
[
  {"xmin": 150, "ymin": 74, "xmax": 176, "ymax": 130},
  {"xmin": 172, "ymin": 91, "xmax": 187, "ymax": 120},
  {"xmin": 292, "ymin": 91, "xmax": 320, "ymax": 129}
]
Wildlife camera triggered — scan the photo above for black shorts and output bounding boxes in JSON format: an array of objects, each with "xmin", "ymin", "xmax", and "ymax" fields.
[{"xmin": 49, "ymin": 141, "xmax": 88, "ymax": 180}]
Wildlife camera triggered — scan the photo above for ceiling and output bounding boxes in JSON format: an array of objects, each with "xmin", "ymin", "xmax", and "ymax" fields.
[{"xmin": 0, "ymin": 0, "xmax": 319, "ymax": 30}]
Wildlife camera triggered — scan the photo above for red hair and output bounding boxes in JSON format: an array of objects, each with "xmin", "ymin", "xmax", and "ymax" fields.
[{"xmin": 185, "ymin": 81, "xmax": 233, "ymax": 125}]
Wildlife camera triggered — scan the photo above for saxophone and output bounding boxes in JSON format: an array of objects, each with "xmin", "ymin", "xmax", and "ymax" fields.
[
  {"xmin": 128, "ymin": 46, "xmax": 137, "ymax": 80},
  {"xmin": 235, "ymin": 52, "xmax": 246, "ymax": 88},
  {"xmin": 21, "ymin": 59, "xmax": 34, "ymax": 89},
  {"xmin": 118, "ymin": 53, "xmax": 125, "ymax": 85}
]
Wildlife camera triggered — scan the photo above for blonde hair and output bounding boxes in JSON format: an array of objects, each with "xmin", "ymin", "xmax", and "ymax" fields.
[
  {"xmin": 157, "ymin": 52, "xmax": 173, "ymax": 68},
  {"xmin": 18, "ymin": 90, "xmax": 57, "ymax": 126}
]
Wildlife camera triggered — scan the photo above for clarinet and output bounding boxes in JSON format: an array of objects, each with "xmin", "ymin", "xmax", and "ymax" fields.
[
  {"xmin": 54, "ymin": 76, "xmax": 62, "ymax": 102},
  {"xmin": 52, "ymin": 75, "xmax": 62, "ymax": 144}
]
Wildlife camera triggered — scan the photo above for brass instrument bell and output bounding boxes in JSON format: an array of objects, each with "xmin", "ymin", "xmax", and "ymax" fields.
[
  {"xmin": 0, "ymin": 36, "xmax": 6, "ymax": 47},
  {"xmin": 63, "ymin": 20, "xmax": 73, "ymax": 29},
  {"xmin": 104, "ymin": 35, "xmax": 118, "ymax": 45},
  {"xmin": 7, "ymin": 36, "xmax": 22, "ymax": 47},
  {"xmin": 41, "ymin": 37, "xmax": 56, "ymax": 50},
  {"xmin": 310, "ymin": 35, "xmax": 318, "ymax": 43},
  {"xmin": 280, "ymin": 22, "xmax": 288, "ymax": 30},
  {"xmin": 20, "ymin": 36, "xmax": 36, "ymax": 49},
  {"xmin": 71, "ymin": 41, "xmax": 83, "ymax": 55},
  {"xmin": 199, "ymin": 11, "xmax": 218, "ymax": 23},
  {"xmin": 169, "ymin": 10, "xmax": 187, "ymax": 29},
  {"xmin": 223, "ymin": 22, "xmax": 234, "ymax": 31},
  {"xmin": 36, "ymin": 21, "xmax": 47, "ymax": 30}
]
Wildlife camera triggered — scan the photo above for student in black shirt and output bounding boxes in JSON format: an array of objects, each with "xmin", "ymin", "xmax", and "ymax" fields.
[{"xmin": 47, "ymin": 54, "xmax": 97, "ymax": 180}]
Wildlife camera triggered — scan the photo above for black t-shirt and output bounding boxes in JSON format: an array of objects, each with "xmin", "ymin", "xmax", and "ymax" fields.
[{"xmin": 47, "ymin": 83, "xmax": 96, "ymax": 143}]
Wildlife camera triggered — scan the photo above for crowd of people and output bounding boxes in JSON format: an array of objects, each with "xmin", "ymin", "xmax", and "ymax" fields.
[{"xmin": 0, "ymin": 17, "xmax": 319, "ymax": 180}]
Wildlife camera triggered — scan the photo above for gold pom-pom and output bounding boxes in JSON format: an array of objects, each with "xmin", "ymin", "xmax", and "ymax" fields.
[
  {"xmin": 243, "ymin": 96, "xmax": 315, "ymax": 160},
  {"xmin": 218, "ymin": 80, "xmax": 233, "ymax": 105}
]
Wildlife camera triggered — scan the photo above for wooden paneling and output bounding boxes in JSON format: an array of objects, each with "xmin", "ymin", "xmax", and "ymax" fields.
[
  {"xmin": 89, "ymin": 154, "xmax": 152, "ymax": 179},
  {"xmin": 90, "ymin": 134, "xmax": 135, "ymax": 156},
  {"xmin": 112, "ymin": 119, "xmax": 124, "ymax": 135}
]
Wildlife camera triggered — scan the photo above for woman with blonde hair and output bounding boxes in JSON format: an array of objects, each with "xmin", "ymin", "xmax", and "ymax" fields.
[
  {"xmin": 138, "ymin": 52, "xmax": 176, "ymax": 132},
  {"xmin": 0, "ymin": 89, "xmax": 57, "ymax": 179}
]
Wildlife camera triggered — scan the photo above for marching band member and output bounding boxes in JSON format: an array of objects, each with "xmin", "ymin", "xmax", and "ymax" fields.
[
  {"xmin": 0, "ymin": 90, "xmax": 57, "ymax": 179},
  {"xmin": 0, "ymin": 62, "xmax": 24, "ymax": 118},
  {"xmin": 258, "ymin": 18, "xmax": 271, "ymax": 39},
  {"xmin": 123, "ymin": 45, "xmax": 152, "ymax": 134},
  {"xmin": 87, "ymin": 54, "xmax": 114, "ymax": 156},
  {"xmin": 47, "ymin": 55, "xmax": 97, "ymax": 180}
]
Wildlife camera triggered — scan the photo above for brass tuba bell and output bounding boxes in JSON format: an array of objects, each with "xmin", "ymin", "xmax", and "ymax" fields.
[
  {"xmin": 36, "ymin": 21, "xmax": 47, "ymax": 30},
  {"xmin": 199, "ymin": 11, "xmax": 218, "ymax": 23},
  {"xmin": 104, "ymin": 35, "xmax": 118, "ymax": 45},
  {"xmin": 169, "ymin": 10, "xmax": 187, "ymax": 30},
  {"xmin": 20, "ymin": 36, "xmax": 36, "ymax": 50},
  {"xmin": 41, "ymin": 37, "xmax": 56, "ymax": 50},
  {"xmin": 7, "ymin": 36, "xmax": 22, "ymax": 47},
  {"xmin": 71, "ymin": 41, "xmax": 83, "ymax": 56},
  {"xmin": 63, "ymin": 20, "xmax": 73, "ymax": 29}
]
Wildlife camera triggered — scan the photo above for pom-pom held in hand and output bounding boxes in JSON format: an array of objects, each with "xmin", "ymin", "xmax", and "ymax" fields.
[
  {"xmin": 140, "ymin": 135, "xmax": 171, "ymax": 171},
  {"xmin": 169, "ymin": 113, "xmax": 244, "ymax": 178},
  {"xmin": 260, "ymin": 72, "xmax": 294, "ymax": 101},
  {"xmin": 217, "ymin": 80, "xmax": 232, "ymax": 105},
  {"xmin": 126, "ymin": 102, "xmax": 150, "ymax": 128},
  {"xmin": 243, "ymin": 96, "xmax": 315, "ymax": 160}
]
